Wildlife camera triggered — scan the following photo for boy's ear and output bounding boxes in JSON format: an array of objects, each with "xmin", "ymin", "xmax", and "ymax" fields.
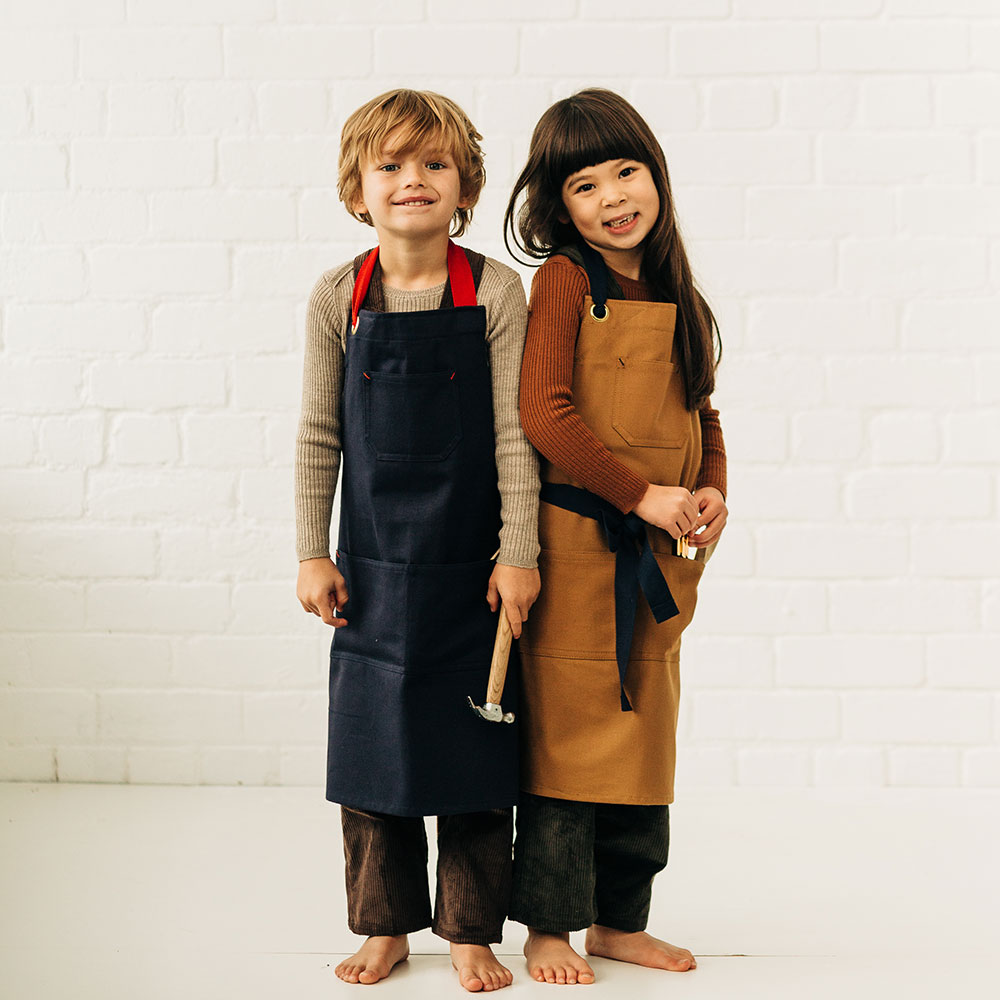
[{"xmin": 352, "ymin": 192, "xmax": 368, "ymax": 216}]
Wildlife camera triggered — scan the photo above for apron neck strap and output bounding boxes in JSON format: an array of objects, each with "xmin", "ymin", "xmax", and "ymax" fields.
[
  {"xmin": 351, "ymin": 246, "xmax": 380, "ymax": 331},
  {"xmin": 446, "ymin": 240, "xmax": 477, "ymax": 308},
  {"xmin": 577, "ymin": 241, "xmax": 610, "ymax": 319},
  {"xmin": 351, "ymin": 241, "xmax": 477, "ymax": 331}
]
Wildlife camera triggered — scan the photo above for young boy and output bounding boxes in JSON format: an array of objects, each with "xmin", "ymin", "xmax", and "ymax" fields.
[{"xmin": 295, "ymin": 90, "xmax": 540, "ymax": 992}]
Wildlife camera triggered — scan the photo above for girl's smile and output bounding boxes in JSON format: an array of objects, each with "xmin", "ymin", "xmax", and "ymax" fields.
[
  {"xmin": 604, "ymin": 212, "xmax": 639, "ymax": 233},
  {"xmin": 560, "ymin": 158, "xmax": 659, "ymax": 279}
]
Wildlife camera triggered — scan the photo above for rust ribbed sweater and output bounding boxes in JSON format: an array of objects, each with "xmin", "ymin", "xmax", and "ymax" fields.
[{"xmin": 519, "ymin": 255, "xmax": 727, "ymax": 513}]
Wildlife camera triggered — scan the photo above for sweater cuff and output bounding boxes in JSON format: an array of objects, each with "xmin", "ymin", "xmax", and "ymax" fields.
[
  {"xmin": 616, "ymin": 474, "xmax": 650, "ymax": 515},
  {"xmin": 498, "ymin": 526, "xmax": 540, "ymax": 570},
  {"xmin": 297, "ymin": 547, "xmax": 332, "ymax": 562}
]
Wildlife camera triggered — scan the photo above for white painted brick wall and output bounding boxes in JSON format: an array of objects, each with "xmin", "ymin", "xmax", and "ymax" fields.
[{"xmin": 1, "ymin": 3, "xmax": 997, "ymax": 791}]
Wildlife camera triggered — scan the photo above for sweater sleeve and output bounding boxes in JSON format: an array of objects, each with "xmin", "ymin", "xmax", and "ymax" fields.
[
  {"xmin": 518, "ymin": 256, "xmax": 650, "ymax": 514},
  {"xmin": 294, "ymin": 267, "xmax": 350, "ymax": 561},
  {"xmin": 482, "ymin": 261, "xmax": 541, "ymax": 569},
  {"xmin": 696, "ymin": 398, "xmax": 727, "ymax": 498}
]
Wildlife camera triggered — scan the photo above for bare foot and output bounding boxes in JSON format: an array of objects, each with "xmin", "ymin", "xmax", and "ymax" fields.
[
  {"xmin": 523, "ymin": 929, "xmax": 595, "ymax": 985},
  {"xmin": 584, "ymin": 924, "xmax": 696, "ymax": 972},
  {"xmin": 335, "ymin": 934, "xmax": 409, "ymax": 984},
  {"xmin": 450, "ymin": 943, "xmax": 513, "ymax": 993}
]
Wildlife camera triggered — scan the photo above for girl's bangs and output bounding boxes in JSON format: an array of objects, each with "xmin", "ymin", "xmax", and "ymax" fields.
[{"xmin": 540, "ymin": 105, "xmax": 649, "ymax": 191}]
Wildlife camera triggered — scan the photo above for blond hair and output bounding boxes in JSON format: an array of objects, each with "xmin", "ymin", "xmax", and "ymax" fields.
[{"xmin": 338, "ymin": 89, "xmax": 485, "ymax": 237}]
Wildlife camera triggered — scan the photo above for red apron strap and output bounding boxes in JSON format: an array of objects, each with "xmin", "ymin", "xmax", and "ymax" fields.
[
  {"xmin": 351, "ymin": 246, "xmax": 380, "ymax": 331},
  {"xmin": 447, "ymin": 240, "xmax": 477, "ymax": 307},
  {"xmin": 352, "ymin": 242, "xmax": 476, "ymax": 330}
]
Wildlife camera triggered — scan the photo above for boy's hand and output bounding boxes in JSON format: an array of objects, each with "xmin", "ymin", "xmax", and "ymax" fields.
[
  {"xmin": 297, "ymin": 556, "xmax": 349, "ymax": 627},
  {"xmin": 486, "ymin": 563, "xmax": 541, "ymax": 639},
  {"xmin": 689, "ymin": 486, "xmax": 728, "ymax": 547},
  {"xmin": 633, "ymin": 484, "xmax": 700, "ymax": 539}
]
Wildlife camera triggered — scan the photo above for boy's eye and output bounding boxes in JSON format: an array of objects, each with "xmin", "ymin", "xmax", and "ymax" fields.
[
  {"xmin": 427, "ymin": 161, "xmax": 446, "ymax": 170},
  {"xmin": 378, "ymin": 164, "xmax": 399, "ymax": 172}
]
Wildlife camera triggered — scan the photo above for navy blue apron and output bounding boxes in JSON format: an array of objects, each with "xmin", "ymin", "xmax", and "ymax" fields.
[{"xmin": 326, "ymin": 241, "xmax": 519, "ymax": 817}]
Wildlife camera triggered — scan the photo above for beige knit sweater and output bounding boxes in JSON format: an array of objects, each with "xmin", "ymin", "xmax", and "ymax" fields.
[{"xmin": 295, "ymin": 254, "xmax": 541, "ymax": 569}]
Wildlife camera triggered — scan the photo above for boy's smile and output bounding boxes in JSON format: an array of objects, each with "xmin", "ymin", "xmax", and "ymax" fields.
[
  {"xmin": 355, "ymin": 136, "xmax": 467, "ymax": 243},
  {"xmin": 560, "ymin": 158, "xmax": 659, "ymax": 279}
]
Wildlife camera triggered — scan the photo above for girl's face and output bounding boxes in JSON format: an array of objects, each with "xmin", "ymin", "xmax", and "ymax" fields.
[{"xmin": 560, "ymin": 158, "xmax": 659, "ymax": 279}]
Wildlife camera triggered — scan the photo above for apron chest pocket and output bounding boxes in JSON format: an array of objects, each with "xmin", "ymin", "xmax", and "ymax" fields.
[
  {"xmin": 363, "ymin": 369, "xmax": 462, "ymax": 461},
  {"xmin": 612, "ymin": 359, "xmax": 684, "ymax": 449}
]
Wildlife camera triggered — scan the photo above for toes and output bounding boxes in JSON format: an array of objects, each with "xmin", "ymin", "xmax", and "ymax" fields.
[
  {"xmin": 460, "ymin": 970, "xmax": 485, "ymax": 993},
  {"xmin": 337, "ymin": 964, "xmax": 360, "ymax": 984}
]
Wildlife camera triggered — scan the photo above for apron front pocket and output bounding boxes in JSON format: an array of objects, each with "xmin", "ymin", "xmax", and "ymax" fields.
[
  {"xmin": 363, "ymin": 369, "xmax": 462, "ymax": 462},
  {"xmin": 632, "ymin": 551, "xmax": 705, "ymax": 659},
  {"xmin": 520, "ymin": 549, "xmax": 617, "ymax": 658},
  {"xmin": 612, "ymin": 359, "xmax": 685, "ymax": 449},
  {"xmin": 332, "ymin": 550, "xmax": 495, "ymax": 672}
]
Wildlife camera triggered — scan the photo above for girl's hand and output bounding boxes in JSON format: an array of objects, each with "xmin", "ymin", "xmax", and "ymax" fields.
[
  {"xmin": 689, "ymin": 486, "xmax": 728, "ymax": 547},
  {"xmin": 297, "ymin": 556, "xmax": 349, "ymax": 627},
  {"xmin": 633, "ymin": 484, "xmax": 700, "ymax": 539},
  {"xmin": 486, "ymin": 564, "xmax": 541, "ymax": 639}
]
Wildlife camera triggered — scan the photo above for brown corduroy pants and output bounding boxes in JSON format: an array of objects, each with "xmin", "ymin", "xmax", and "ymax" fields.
[
  {"xmin": 509, "ymin": 792, "xmax": 670, "ymax": 933},
  {"xmin": 341, "ymin": 805, "xmax": 513, "ymax": 944}
]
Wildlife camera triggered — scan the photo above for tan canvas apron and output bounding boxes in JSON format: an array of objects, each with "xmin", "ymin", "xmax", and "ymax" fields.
[{"xmin": 519, "ymin": 271, "xmax": 711, "ymax": 806}]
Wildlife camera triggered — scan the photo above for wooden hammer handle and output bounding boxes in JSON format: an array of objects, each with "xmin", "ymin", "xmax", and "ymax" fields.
[{"xmin": 485, "ymin": 611, "xmax": 513, "ymax": 705}]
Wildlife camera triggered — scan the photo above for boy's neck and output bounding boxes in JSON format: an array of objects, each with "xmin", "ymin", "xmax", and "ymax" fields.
[{"xmin": 376, "ymin": 231, "xmax": 451, "ymax": 291}]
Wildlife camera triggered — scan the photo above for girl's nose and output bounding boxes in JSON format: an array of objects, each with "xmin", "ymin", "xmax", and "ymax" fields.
[{"xmin": 602, "ymin": 187, "xmax": 625, "ymax": 207}]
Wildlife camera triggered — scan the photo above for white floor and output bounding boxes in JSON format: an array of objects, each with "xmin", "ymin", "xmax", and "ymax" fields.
[{"xmin": 1, "ymin": 783, "xmax": 997, "ymax": 999}]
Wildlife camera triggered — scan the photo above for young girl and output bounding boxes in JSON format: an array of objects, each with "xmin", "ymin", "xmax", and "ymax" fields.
[{"xmin": 503, "ymin": 89, "xmax": 728, "ymax": 985}]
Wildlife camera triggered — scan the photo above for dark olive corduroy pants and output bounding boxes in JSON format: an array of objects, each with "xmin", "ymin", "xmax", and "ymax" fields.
[
  {"xmin": 509, "ymin": 792, "xmax": 669, "ymax": 933},
  {"xmin": 341, "ymin": 805, "xmax": 513, "ymax": 944}
]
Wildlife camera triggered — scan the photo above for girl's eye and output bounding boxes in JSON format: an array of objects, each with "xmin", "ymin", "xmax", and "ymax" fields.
[
  {"xmin": 620, "ymin": 166, "xmax": 637, "ymax": 178},
  {"xmin": 575, "ymin": 182, "xmax": 594, "ymax": 194}
]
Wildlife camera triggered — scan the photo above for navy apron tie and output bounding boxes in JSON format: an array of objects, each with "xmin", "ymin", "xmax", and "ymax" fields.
[{"xmin": 540, "ymin": 480, "xmax": 679, "ymax": 713}]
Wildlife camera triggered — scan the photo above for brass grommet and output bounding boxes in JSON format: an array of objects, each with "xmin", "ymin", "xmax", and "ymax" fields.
[{"xmin": 589, "ymin": 302, "xmax": 610, "ymax": 323}]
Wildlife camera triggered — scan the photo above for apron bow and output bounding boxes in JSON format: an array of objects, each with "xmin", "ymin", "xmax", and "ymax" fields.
[{"xmin": 540, "ymin": 483, "xmax": 680, "ymax": 711}]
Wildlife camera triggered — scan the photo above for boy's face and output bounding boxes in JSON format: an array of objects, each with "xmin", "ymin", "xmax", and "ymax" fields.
[{"xmin": 354, "ymin": 130, "xmax": 467, "ymax": 243}]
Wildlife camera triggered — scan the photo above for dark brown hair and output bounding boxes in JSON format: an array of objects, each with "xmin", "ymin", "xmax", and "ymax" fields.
[{"xmin": 504, "ymin": 88, "xmax": 720, "ymax": 408}]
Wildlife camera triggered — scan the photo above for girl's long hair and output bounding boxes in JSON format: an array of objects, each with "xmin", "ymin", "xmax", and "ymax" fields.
[{"xmin": 504, "ymin": 89, "xmax": 720, "ymax": 409}]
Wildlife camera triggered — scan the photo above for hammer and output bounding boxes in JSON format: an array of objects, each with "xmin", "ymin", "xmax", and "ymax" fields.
[{"xmin": 467, "ymin": 610, "xmax": 515, "ymax": 724}]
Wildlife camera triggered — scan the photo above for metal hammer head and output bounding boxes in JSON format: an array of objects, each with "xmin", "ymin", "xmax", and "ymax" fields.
[{"xmin": 467, "ymin": 696, "xmax": 515, "ymax": 724}]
